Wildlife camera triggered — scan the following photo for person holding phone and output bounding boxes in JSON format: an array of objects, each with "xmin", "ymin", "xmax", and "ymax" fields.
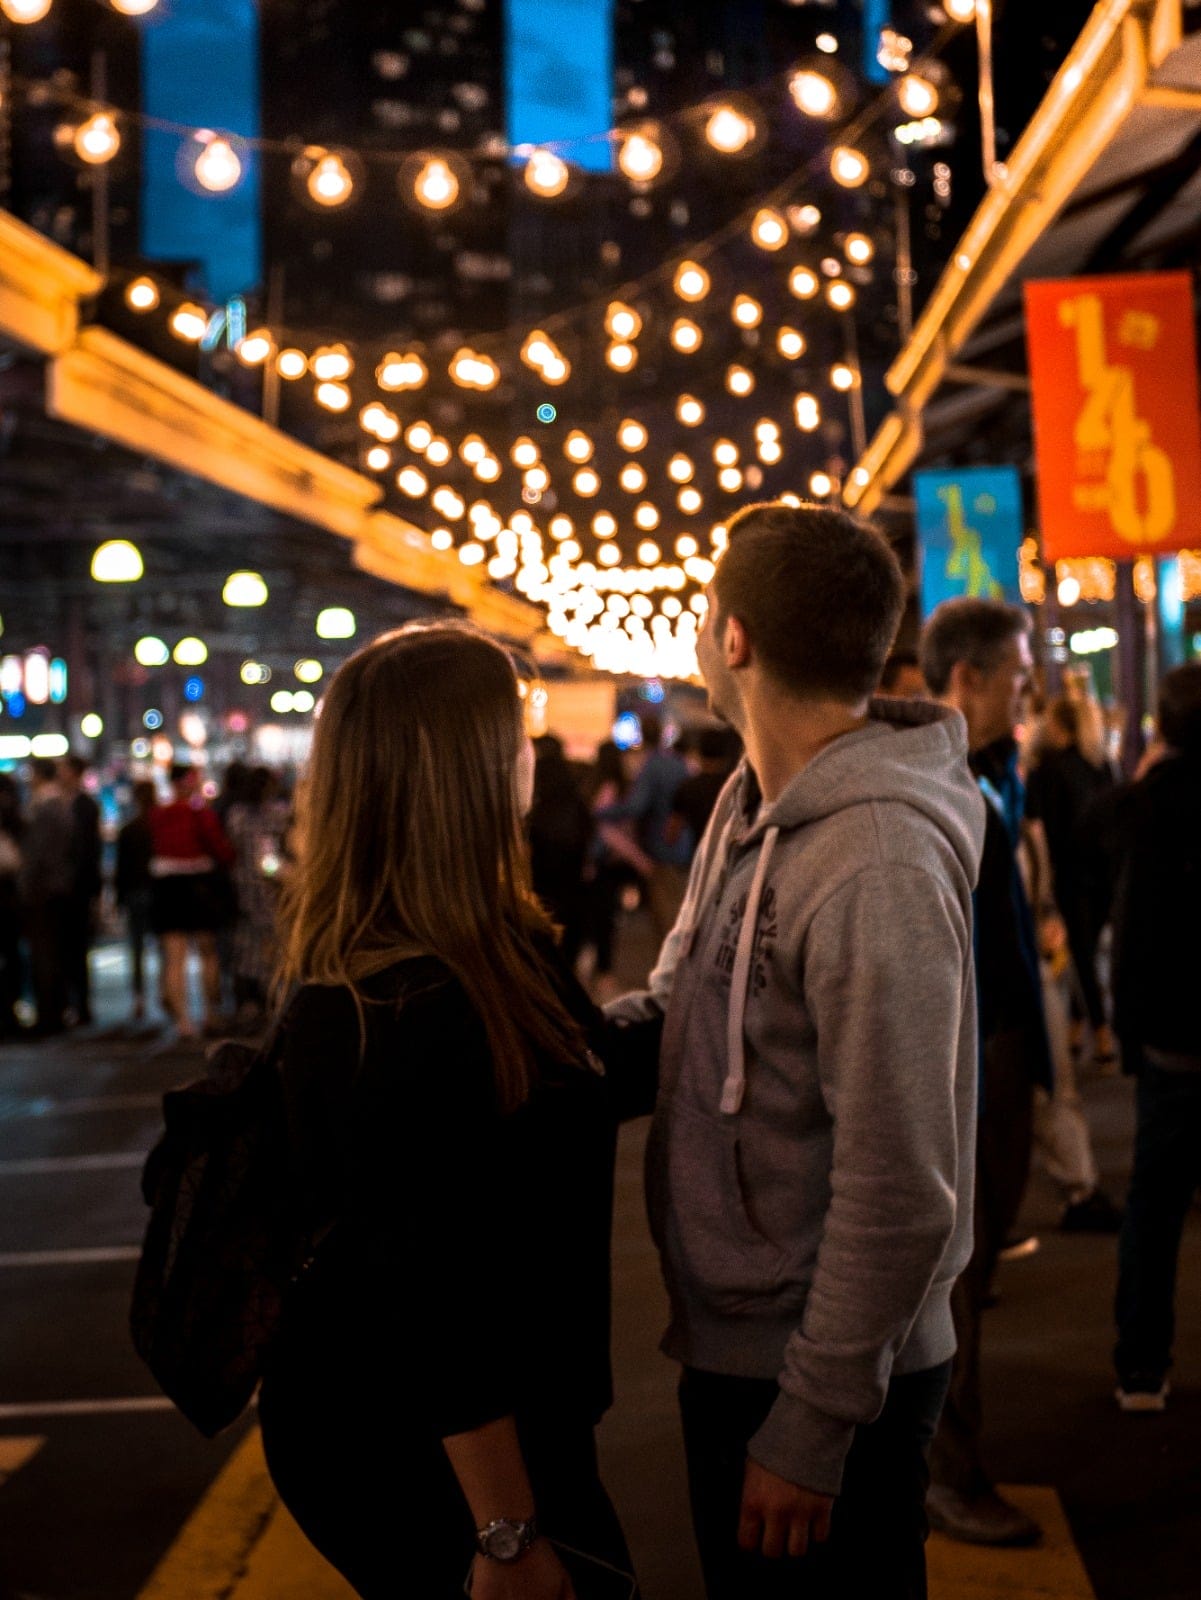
[{"xmin": 259, "ymin": 623, "xmax": 650, "ymax": 1599}]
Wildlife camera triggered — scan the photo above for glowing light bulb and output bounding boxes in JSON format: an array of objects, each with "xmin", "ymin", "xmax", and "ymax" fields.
[
  {"xmin": 426, "ymin": 437, "xmax": 452, "ymax": 466},
  {"xmin": 598, "ymin": 544, "xmax": 621, "ymax": 568},
  {"xmin": 816, "ymin": 32, "xmax": 839, "ymax": 53},
  {"xmin": 223, "ymin": 571, "xmax": 268, "ymax": 608},
  {"xmin": 366, "ymin": 446, "xmax": 391, "ymax": 471},
  {"xmin": 511, "ymin": 437, "xmax": 540, "ymax": 468},
  {"xmin": 312, "ymin": 344, "xmax": 353, "ymax": 381},
  {"xmin": 674, "ymin": 261, "xmax": 710, "ymax": 302},
  {"xmin": 73, "ymin": 112, "xmax": 121, "ymax": 165},
  {"xmin": 605, "ymin": 301, "xmax": 642, "ymax": 341},
  {"xmin": 173, "ymin": 636, "xmax": 208, "ymax": 667},
  {"xmin": 110, "ymin": 0, "xmax": 160, "ymax": 12},
  {"xmin": 606, "ymin": 342, "xmax": 638, "ymax": 372},
  {"xmin": 1057, "ymin": 575, "xmax": 1081, "ymax": 607},
  {"xmin": 475, "ymin": 457, "xmax": 502, "ymax": 483},
  {"xmin": 844, "ymin": 232, "xmax": 875, "ymax": 265},
  {"xmin": 634, "ymin": 503, "xmax": 660, "ymax": 531},
  {"xmin": 705, "ymin": 105, "xmax": 755, "ymax": 154},
  {"xmin": 667, "ymin": 454, "xmax": 694, "ymax": 484},
  {"xmin": 732, "ymin": 294, "xmax": 763, "ymax": 329},
  {"xmin": 898, "ymin": 74, "xmax": 939, "ymax": 118},
  {"xmin": 170, "ymin": 303, "xmax": 207, "ymax": 342},
  {"xmin": 809, "ymin": 471, "xmax": 833, "ymax": 497},
  {"xmin": 450, "ymin": 348, "xmax": 500, "ymax": 390},
  {"xmin": 678, "ymin": 488, "xmax": 702, "ymax": 514},
  {"xmin": 564, "ymin": 431, "xmax": 594, "ymax": 463},
  {"xmin": 831, "ymin": 146, "xmax": 870, "ymax": 188},
  {"xmin": 316, "ymin": 607, "xmax": 356, "ymax": 640},
  {"xmin": 789, "ymin": 266, "xmax": 820, "ymax": 300},
  {"xmin": 397, "ymin": 467, "xmax": 429, "ymax": 498},
  {"xmin": 134, "ymin": 636, "xmax": 169, "ymax": 667},
  {"xmin": 414, "ymin": 155, "xmax": 460, "ymax": 210},
  {"xmin": 573, "ymin": 467, "xmax": 601, "ymax": 497},
  {"xmin": 431, "ymin": 529, "xmax": 455, "ymax": 552},
  {"xmin": 193, "ymin": 134, "xmax": 242, "ymax": 193},
  {"xmin": 637, "ymin": 540, "xmax": 661, "ymax": 565},
  {"xmin": 758, "ymin": 438, "xmax": 783, "ymax": 465},
  {"xmin": 789, "ymin": 70, "xmax": 838, "ymax": 119},
  {"xmin": 524, "ymin": 148, "xmax": 569, "ymax": 198},
  {"xmin": 676, "ymin": 394, "xmax": 704, "ymax": 426},
  {"xmin": 777, "ymin": 327, "xmax": 806, "ymax": 359},
  {"xmin": 943, "ymin": 0, "xmax": 977, "ymax": 21},
  {"xmin": 618, "ymin": 128, "xmax": 664, "ymax": 182},
  {"xmin": 827, "ymin": 281, "xmax": 856, "ymax": 311},
  {"xmin": 620, "ymin": 463, "xmax": 648, "ymax": 493},
  {"xmin": 0, "ymin": 0, "xmax": 53, "ymax": 21},
  {"xmin": 751, "ymin": 208, "xmax": 788, "ymax": 251},
  {"xmin": 671, "ymin": 318, "xmax": 703, "ymax": 354},
  {"xmin": 524, "ymin": 466, "xmax": 550, "ymax": 493},
  {"xmin": 830, "ymin": 363, "xmax": 858, "ymax": 391},
  {"xmin": 593, "ymin": 513, "xmax": 617, "ymax": 539},
  {"xmin": 726, "ymin": 365, "xmax": 755, "ymax": 397},
  {"xmin": 713, "ymin": 440, "xmax": 739, "ymax": 467},
  {"xmin": 718, "ymin": 467, "xmax": 744, "ymax": 493},
  {"xmin": 91, "ymin": 539, "xmax": 143, "ymax": 582},
  {"xmin": 377, "ymin": 351, "xmax": 428, "ymax": 391},
  {"xmin": 81, "ymin": 714, "xmax": 104, "ymax": 739},
  {"xmin": 125, "ymin": 276, "xmax": 159, "ymax": 312},
  {"xmin": 307, "ymin": 151, "xmax": 354, "ymax": 207},
  {"xmin": 618, "ymin": 419, "xmax": 649, "ymax": 451},
  {"xmin": 316, "ymin": 381, "xmax": 351, "ymax": 412},
  {"xmin": 236, "ymin": 329, "xmax": 272, "ymax": 365},
  {"xmin": 795, "ymin": 393, "xmax": 821, "ymax": 431},
  {"xmin": 460, "ymin": 435, "xmax": 487, "ymax": 465},
  {"xmin": 277, "ymin": 348, "xmax": 308, "ymax": 379}
]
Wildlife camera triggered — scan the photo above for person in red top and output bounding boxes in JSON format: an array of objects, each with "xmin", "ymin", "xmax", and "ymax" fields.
[{"xmin": 148, "ymin": 765, "xmax": 235, "ymax": 1039}]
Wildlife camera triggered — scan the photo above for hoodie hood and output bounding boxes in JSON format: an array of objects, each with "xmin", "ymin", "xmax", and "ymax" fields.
[{"xmin": 735, "ymin": 697, "xmax": 985, "ymax": 892}]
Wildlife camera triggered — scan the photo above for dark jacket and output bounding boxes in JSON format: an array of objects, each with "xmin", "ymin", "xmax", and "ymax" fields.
[
  {"xmin": 1112, "ymin": 753, "xmax": 1201, "ymax": 1060},
  {"xmin": 1025, "ymin": 745, "xmax": 1117, "ymax": 903}
]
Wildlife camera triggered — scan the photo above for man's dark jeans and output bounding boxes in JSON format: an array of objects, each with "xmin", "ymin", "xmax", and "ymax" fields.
[
  {"xmin": 1115, "ymin": 1061, "xmax": 1201, "ymax": 1384},
  {"xmin": 679, "ymin": 1362, "xmax": 952, "ymax": 1600}
]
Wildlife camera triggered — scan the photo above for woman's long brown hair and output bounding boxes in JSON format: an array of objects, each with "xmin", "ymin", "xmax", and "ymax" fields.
[{"xmin": 277, "ymin": 622, "xmax": 585, "ymax": 1110}]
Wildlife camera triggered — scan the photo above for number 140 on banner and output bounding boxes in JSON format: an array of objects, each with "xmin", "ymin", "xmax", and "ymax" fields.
[{"xmin": 1024, "ymin": 271, "xmax": 1201, "ymax": 563}]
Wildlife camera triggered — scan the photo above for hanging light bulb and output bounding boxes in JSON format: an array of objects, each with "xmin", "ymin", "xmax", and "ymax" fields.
[
  {"xmin": 573, "ymin": 467, "xmax": 601, "ymax": 497},
  {"xmin": 397, "ymin": 467, "xmax": 429, "ymax": 498},
  {"xmin": 592, "ymin": 513, "xmax": 617, "ymax": 539},
  {"xmin": 943, "ymin": 0, "xmax": 977, "ymax": 20},
  {"xmin": 511, "ymin": 437, "xmax": 540, "ymax": 468},
  {"xmin": 831, "ymin": 146, "xmax": 870, "ymax": 188},
  {"xmin": 676, "ymin": 395, "xmax": 704, "ymax": 426},
  {"xmin": 606, "ymin": 342, "xmax": 638, "ymax": 373},
  {"xmin": 618, "ymin": 419, "xmax": 649, "ymax": 451},
  {"xmin": 524, "ymin": 148, "xmax": 570, "ymax": 198},
  {"xmin": 366, "ymin": 446, "xmax": 391, "ymax": 472},
  {"xmin": 789, "ymin": 69, "xmax": 838, "ymax": 119},
  {"xmin": 73, "ymin": 112, "xmax": 121, "ymax": 165},
  {"xmin": 316, "ymin": 381, "xmax": 352, "ymax": 411},
  {"xmin": 620, "ymin": 463, "xmax": 648, "ymax": 493},
  {"xmin": 524, "ymin": 465, "xmax": 550, "ymax": 493},
  {"xmin": 450, "ymin": 348, "xmax": 500, "ymax": 390},
  {"xmin": 844, "ymin": 232, "xmax": 875, "ymax": 265},
  {"xmin": 377, "ymin": 351, "xmax": 428, "ymax": 391},
  {"xmin": 311, "ymin": 344, "xmax": 353, "ymax": 381},
  {"xmin": 726, "ymin": 365, "xmax": 755, "ymax": 397},
  {"xmin": 406, "ymin": 421, "xmax": 434, "ymax": 452},
  {"xmin": 898, "ymin": 73, "xmax": 939, "ymax": 118},
  {"xmin": 751, "ymin": 208, "xmax": 788, "ymax": 251},
  {"xmin": 670, "ymin": 318, "xmax": 703, "ymax": 354},
  {"xmin": 412, "ymin": 154, "xmax": 460, "ymax": 210},
  {"xmin": 0, "ymin": 0, "xmax": 53, "ymax": 20},
  {"xmin": 618, "ymin": 127, "xmax": 664, "ymax": 183},
  {"xmin": 827, "ymin": 281, "xmax": 857, "ymax": 311},
  {"xmin": 789, "ymin": 266, "xmax": 820, "ymax": 300},
  {"xmin": 758, "ymin": 438, "xmax": 783, "ymax": 466},
  {"xmin": 667, "ymin": 454, "xmax": 694, "ymax": 484},
  {"xmin": 426, "ymin": 437, "xmax": 452, "ymax": 466},
  {"xmin": 777, "ymin": 327, "xmax": 806, "ymax": 359},
  {"xmin": 605, "ymin": 301, "xmax": 642, "ymax": 341},
  {"xmin": 718, "ymin": 467, "xmax": 744, "ymax": 493},
  {"xmin": 460, "ymin": 435, "xmax": 488, "ymax": 465},
  {"xmin": 306, "ymin": 150, "xmax": 355, "ymax": 207},
  {"xmin": 830, "ymin": 363, "xmax": 858, "ymax": 391},
  {"xmin": 193, "ymin": 133, "xmax": 243, "ymax": 193},
  {"xmin": 705, "ymin": 105, "xmax": 755, "ymax": 154},
  {"xmin": 475, "ymin": 456, "xmax": 502, "ymax": 483},
  {"xmin": 794, "ymin": 393, "xmax": 821, "ymax": 431},
  {"xmin": 564, "ymin": 430, "xmax": 594, "ymax": 464},
  {"xmin": 637, "ymin": 540, "xmax": 661, "ymax": 565},
  {"xmin": 731, "ymin": 294, "xmax": 763, "ymax": 329},
  {"xmin": 634, "ymin": 504, "xmax": 660, "ymax": 532},
  {"xmin": 236, "ymin": 329, "xmax": 273, "ymax": 365},
  {"xmin": 277, "ymin": 348, "xmax": 308, "ymax": 380},
  {"xmin": 90, "ymin": 539, "xmax": 143, "ymax": 583},
  {"xmin": 110, "ymin": 0, "xmax": 160, "ymax": 12},
  {"xmin": 678, "ymin": 488, "xmax": 703, "ymax": 514},
  {"xmin": 170, "ymin": 303, "xmax": 207, "ymax": 342},
  {"xmin": 673, "ymin": 260, "xmax": 711, "ymax": 302},
  {"xmin": 713, "ymin": 440, "xmax": 739, "ymax": 467},
  {"xmin": 809, "ymin": 471, "xmax": 834, "ymax": 498},
  {"xmin": 125, "ymin": 276, "xmax": 159, "ymax": 312}
]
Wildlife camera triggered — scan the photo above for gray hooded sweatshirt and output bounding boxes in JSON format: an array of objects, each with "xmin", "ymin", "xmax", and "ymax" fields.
[{"xmin": 610, "ymin": 699, "xmax": 986, "ymax": 1495}]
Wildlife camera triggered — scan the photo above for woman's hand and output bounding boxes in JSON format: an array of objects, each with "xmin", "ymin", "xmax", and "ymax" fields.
[{"xmin": 468, "ymin": 1540, "xmax": 577, "ymax": 1599}]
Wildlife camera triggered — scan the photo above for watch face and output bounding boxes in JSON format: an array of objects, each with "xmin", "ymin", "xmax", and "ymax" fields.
[{"xmin": 485, "ymin": 1524, "xmax": 524, "ymax": 1561}]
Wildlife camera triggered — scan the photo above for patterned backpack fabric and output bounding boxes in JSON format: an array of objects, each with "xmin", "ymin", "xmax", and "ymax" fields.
[{"xmin": 130, "ymin": 1033, "xmax": 321, "ymax": 1437}]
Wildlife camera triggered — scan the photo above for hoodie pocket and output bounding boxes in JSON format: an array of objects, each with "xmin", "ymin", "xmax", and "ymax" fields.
[{"xmin": 663, "ymin": 1099, "xmax": 788, "ymax": 1313}]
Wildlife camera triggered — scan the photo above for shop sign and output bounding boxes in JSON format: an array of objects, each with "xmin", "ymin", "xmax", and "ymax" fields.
[
  {"xmin": 1024, "ymin": 272, "xmax": 1201, "ymax": 562},
  {"xmin": 914, "ymin": 465, "xmax": 1023, "ymax": 617}
]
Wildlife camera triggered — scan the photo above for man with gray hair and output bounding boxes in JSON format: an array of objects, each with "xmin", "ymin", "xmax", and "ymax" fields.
[{"xmin": 920, "ymin": 597, "xmax": 1047, "ymax": 1547}]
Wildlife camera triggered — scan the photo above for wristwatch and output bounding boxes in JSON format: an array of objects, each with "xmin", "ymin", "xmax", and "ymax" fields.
[{"xmin": 476, "ymin": 1516, "xmax": 539, "ymax": 1562}]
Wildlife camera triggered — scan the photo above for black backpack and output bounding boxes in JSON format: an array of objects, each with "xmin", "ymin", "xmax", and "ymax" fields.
[{"xmin": 130, "ymin": 1029, "xmax": 326, "ymax": 1437}]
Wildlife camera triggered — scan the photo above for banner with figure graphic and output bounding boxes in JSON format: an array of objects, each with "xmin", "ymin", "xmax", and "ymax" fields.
[
  {"xmin": 1024, "ymin": 273, "xmax": 1201, "ymax": 562},
  {"xmin": 914, "ymin": 466, "xmax": 1023, "ymax": 618}
]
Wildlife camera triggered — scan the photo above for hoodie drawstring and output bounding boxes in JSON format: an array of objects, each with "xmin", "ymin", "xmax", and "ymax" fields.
[{"xmin": 720, "ymin": 824, "xmax": 780, "ymax": 1116}]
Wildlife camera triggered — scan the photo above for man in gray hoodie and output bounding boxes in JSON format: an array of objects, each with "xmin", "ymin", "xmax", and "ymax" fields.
[{"xmin": 611, "ymin": 502, "xmax": 985, "ymax": 1598}]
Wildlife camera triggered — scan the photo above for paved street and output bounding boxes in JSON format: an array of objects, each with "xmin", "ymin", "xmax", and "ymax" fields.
[{"xmin": 0, "ymin": 933, "xmax": 1198, "ymax": 1598}]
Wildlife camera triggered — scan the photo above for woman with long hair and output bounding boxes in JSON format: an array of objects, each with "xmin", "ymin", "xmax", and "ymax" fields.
[{"xmin": 260, "ymin": 623, "xmax": 648, "ymax": 1600}]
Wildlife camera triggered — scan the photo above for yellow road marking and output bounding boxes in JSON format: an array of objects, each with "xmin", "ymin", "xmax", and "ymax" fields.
[
  {"xmin": 0, "ymin": 1436, "xmax": 44, "ymax": 1485},
  {"xmin": 136, "ymin": 1426, "xmax": 354, "ymax": 1600},
  {"xmin": 929, "ymin": 1486, "xmax": 1097, "ymax": 1599}
]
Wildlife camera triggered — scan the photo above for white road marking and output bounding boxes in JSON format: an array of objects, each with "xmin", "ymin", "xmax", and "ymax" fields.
[
  {"xmin": 0, "ymin": 1247, "xmax": 141, "ymax": 1268},
  {"xmin": 0, "ymin": 1398, "xmax": 176, "ymax": 1421},
  {"xmin": 0, "ymin": 1153, "xmax": 146, "ymax": 1176}
]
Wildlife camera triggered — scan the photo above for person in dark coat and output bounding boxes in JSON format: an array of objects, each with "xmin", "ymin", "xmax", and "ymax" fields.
[
  {"xmin": 116, "ymin": 781, "xmax": 157, "ymax": 1022},
  {"xmin": 526, "ymin": 735, "xmax": 594, "ymax": 969},
  {"xmin": 1111, "ymin": 663, "xmax": 1201, "ymax": 1411},
  {"xmin": 59, "ymin": 755, "xmax": 103, "ymax": 1026},
  {"xmin": 18, "ymin": 759, "xmax": 74, "ymax": 1037}
]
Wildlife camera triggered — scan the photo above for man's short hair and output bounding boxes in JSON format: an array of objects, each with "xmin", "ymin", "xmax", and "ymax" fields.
[
  {"xmin": 712, "ymin": 501, "xmax": 904, "ymax": 701},
  {"xmin": 1158, "ymin": 662, "xmax": 1201, "ymax": 756},
  {"xmin": 919, "ymin": 598, "xmax": 1032, "ymax": 696},
  {"xmin": 880, "ymin": 650, "xmax": 921, "ymax": 693}
]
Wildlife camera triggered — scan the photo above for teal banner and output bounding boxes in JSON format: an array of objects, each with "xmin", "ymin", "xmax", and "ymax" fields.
[{"xmin": 914, "ymin": 466, "xmax": 1024, "ymax": 618}]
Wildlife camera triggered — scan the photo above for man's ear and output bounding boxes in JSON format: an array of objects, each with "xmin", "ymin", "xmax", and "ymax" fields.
[
  {"xmin": 946, "ymin": 658, "xmax": 975, "ymax": 705},
  {"xmin": 725, "ymin": 614, "xmax": 752, "ymax": 670}
]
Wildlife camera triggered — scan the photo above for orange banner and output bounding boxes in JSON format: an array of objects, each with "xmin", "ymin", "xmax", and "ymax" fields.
[{"xmin": 1024, "ymin": 272, "xmax": 1201, "ymax": 562}]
